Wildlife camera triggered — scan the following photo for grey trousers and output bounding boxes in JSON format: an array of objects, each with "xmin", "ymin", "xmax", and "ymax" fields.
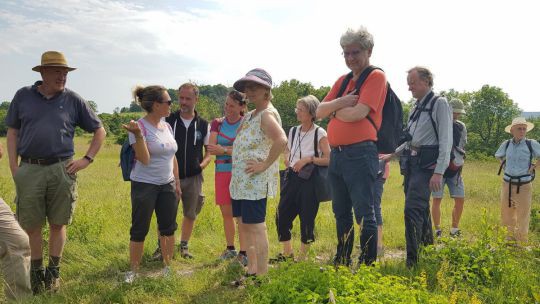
[{"xmin": 0, "ymin": 198, "xmax": 31, "ymax": 301}]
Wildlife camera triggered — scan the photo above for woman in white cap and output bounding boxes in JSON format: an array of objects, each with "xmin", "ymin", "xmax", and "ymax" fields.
[
  {"xmin": 495, "ymin": 117, "xmax": 540, "ymax": 245},
  {"xmin": 229, "ymin": 69, "xmax": 287, "ymax": 279},
  {"xmin": 272, "ymin": 95, "xmax": 330, "ymax": 263}
]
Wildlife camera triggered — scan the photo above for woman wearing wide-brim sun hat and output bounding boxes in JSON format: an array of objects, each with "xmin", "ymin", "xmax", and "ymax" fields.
[
  {"xmin": 495, "ymin": 117, "xmax": 540, "ymax": 245},
  {"xmin": 229, "ymin": 68, "xmax": 287, "ymax": 280}
]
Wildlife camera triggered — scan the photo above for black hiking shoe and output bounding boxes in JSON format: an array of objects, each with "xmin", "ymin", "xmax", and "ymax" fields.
[
  {"xmin": 268, "ymin": 253, "xmax": 294, "ymax": 264},
  {"xmin": 179, "ymin": 244, "xmax": 193, "ymax": 259},
  {"xmin": 44, "ymin": 266, "xmax": 60, "ymax": 292},
  {"xmin": 30, "ymin": 267, "xmax": 45, "ymax": 295}
]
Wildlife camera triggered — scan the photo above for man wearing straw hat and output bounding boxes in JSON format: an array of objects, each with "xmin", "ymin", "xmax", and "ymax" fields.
[
  {"xmin": 495, "ymin": 117, "xmax": 540, "ymax": 245},
  {"xmin": 5, "ymin": 51, "xmax": 106, "ymax": 294}
]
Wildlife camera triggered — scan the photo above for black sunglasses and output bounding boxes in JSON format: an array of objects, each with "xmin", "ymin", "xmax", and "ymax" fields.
[{"xmin": 158, "ymin": 100, "xmax": 173, "ymax": 106}]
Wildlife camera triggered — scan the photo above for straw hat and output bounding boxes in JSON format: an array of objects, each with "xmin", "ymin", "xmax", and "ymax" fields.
[
  {"xmin": 32, "ymin": 51, "xmax": 76, "ymax": 72},
  {"xmin": 504, "ymin": 117, "xmax": 534, "ymax": 133}
]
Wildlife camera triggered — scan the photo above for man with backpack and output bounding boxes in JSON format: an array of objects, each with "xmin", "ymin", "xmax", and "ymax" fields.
[
  {"xmin": 431, "ymin": 99, "xmax": 467, "ymax": 238},
  {"xmin": 495, "ymin": 117, "xmax": 540, "ymax": 245},
  {"xmin": 316, "ymin": 27, "xmax": 388, "ymax": 266},
  {"xmin": 383, "ymin": 66, "xmax": 452, "ymax": 267}
]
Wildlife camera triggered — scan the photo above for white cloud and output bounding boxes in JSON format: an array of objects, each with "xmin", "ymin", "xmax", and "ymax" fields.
[{"xmin": 1, "ymin": 0, "xmax": 539, "ymax": 113}]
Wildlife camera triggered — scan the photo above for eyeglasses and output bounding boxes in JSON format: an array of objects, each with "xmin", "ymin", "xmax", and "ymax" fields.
[
  {"xmin": 158, "ymin": 100, "xmax": 172, "ymax": 106},
  {"xmin": 342, "ymin": 50, "xmax": 362, "ymax": 58},
  {"xmin": 294, "ymin": 107, "xmax": 307, "ymax": 113}
]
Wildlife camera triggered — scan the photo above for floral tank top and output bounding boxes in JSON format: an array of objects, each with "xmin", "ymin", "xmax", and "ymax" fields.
[{"xmin": 230, "ymin": 106, "xmax": 281, "ymax": 200}]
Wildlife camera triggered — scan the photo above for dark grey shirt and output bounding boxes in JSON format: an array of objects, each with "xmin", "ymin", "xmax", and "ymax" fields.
[{"xmin": 5, "ymin": 81, "xmax": 102, "ymax": 158}]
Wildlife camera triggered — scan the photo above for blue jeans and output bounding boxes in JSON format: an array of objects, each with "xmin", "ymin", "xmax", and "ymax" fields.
[
  {"xmin": 329, "ymin": 141, "xmax": 378, "ymax": 265},
  {"xmin": 374, "ymin": 175, "xmax": 386, "ymax": 226}
]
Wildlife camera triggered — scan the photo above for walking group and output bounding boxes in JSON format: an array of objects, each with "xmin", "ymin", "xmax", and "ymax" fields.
[{"xmin": 1, "ymin": 26, "xmax": 538, "ymax": 301}]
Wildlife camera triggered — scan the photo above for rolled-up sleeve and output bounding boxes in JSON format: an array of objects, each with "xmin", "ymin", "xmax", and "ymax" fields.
[
  {"xmin": 494, "ymin": 141, "xmax": 507, "ymax": 159},
  {"xmin": 434, "ymin": 98, "xmax": 452, "ymax": 174}
]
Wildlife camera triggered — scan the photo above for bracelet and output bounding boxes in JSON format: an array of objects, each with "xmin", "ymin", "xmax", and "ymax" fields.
[
  {"xmin": 223, "ymin": 147, "xmax": 228, "ymax": 155},
  {"xmin": 84, "ymin": 155, "xmax": 94, "ymax": 163}
]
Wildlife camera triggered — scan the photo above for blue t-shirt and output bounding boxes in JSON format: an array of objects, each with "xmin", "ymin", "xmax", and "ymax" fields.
[
  {"xmin": 495, "ymin": 138, "xmax": 540, "ymax": 182},
  {"xmin": 211, "ymin": 117, "xmax": 242, "ymax": 173}
]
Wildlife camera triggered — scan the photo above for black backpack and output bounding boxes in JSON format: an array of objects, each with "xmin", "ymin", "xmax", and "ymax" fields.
[
  {"xmin": 336, "ymin": 66, "xmax": 404, "ymax": 154},
  {"xmin": 409, "ymin": 94, "xmax": 465, "ymax": 178}
]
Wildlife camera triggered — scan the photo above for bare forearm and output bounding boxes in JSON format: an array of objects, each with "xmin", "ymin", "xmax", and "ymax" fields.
[
  {"xmin": 316, "ymin": 97, "xmax": 351, "ymax": 119},
  {"xmin": 7, "ymin": 128, "xmax": 19, "ymax": 174},
  {"xmin": 85, "ymin": 127, "xmax": 106, "ymax": 158},
  {"xmin": 335, "ymin": 105, "xmax": 370, "ymax": 122}
]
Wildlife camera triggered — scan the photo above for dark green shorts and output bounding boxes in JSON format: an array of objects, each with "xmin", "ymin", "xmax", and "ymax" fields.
[{"xmin": 14, "ymin": 159, "xmax": 78, "ymax": 230}]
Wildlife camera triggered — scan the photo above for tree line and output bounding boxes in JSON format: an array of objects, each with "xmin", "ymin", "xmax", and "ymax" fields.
[{"xmin": 0, "ymin": 82, "xmax": 535, "ymax": 157}]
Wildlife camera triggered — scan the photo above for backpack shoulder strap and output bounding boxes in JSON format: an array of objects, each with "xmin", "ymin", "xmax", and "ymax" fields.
[
  {"xmin": 498, "ymin": 139, "xmax": 511, "ymax": 175},
  {"xmin": 526, "ymin": 139, "xmax": 533, "ymax": 166},
  {"xmin": 137, "ymin": 119, "xmax": 148, "ymax": 137},
  {"xmin": 426, "ymin": 96, "xmax": 439, "ymax": 142},
  {"xmin": 314, "ymin": 127, "xmax": 320, "ymax": 158},
  {"xmin": 336, "ymin": 72, "xmax": 354, "ymax": 98},
  {"xmin": 287, "ymin": 126, "xmax": 298, "ymax": 164}
]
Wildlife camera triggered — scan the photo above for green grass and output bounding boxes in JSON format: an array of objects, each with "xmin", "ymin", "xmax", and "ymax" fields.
[{"xmin": 0, "ymin": 136, "xmax": 538, "ymax": 303}]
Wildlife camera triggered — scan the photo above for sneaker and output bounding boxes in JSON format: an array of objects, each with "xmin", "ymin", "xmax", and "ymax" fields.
[
  {"xmin": 450, "ymin": 229, "xmax": 461, "ymax": 237},
  {"xmin": 162, "ymin": 266, "xmax": 171, "ymax": 278},
  {"xmin": 219, "ymin": 249, "xmax": 238, "ymax": 260},
  {"xmin": 435, "ymin": 229, "xmax": 442, "ymax": 238},
  {"xmin": 124, "ymin": 271, "xmax": 137, "ymax": 284},
  {"xmin": 268, "ymin": 253, "xmax": 293, "ymax": 264},
  {"xmin": 30, "ymin": 267, "xmax": 45, "ymax": 295},
  {"xmin": 44, "ymin": 266, "xmax": 60, "ymax": 292},
  {"xmin": 237, "ymin": 253, "xmax": 248, "ymax": 267},
  {"xmin": 151, "ymin": 246, "xmax": 163, "ymax": 262},
  {"xmin": 179, "ymin": 245, "xmax": 194, "ymax": 259}
]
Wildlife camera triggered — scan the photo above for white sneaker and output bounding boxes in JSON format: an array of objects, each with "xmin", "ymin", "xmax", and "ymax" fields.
[
  {"xmin": 162, "ymin": 266, "xmax": 171, "ymax": 278},
  {"xmin": 124, "ymin": 271, "xmax": 137, "ymax": 284}
]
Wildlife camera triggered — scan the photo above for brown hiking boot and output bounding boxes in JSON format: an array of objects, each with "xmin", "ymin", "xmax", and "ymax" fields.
[
  {"xmin": 44, "ymin": 266, "xmax": 61, "ymax": 292},
  {"xmin": 30, "ymin": 267, "xmax": 45, "ymax": 295}
]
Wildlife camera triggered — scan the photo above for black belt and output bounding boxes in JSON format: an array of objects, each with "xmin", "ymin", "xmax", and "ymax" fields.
[
  {"xmin": 20, "ymin": 156, "xmax": 71, "ymax": 166},
  {"xmin": 331, "ymin": 141, "xmax": 375, "ymax": 152},
  {"xmin": 504, "ymin": 173, "xmax": 534, "ymax": 208}
]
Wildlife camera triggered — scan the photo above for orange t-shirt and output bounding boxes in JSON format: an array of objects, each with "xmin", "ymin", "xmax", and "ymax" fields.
[{"xmin": 323, "ymin": 69, "xmax": 387, "ymax": 146}]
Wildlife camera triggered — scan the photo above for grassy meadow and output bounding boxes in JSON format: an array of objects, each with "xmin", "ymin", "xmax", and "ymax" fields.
[{"xmin": 0, "ymin": 136, "xmax": 538, "ymax": 303}]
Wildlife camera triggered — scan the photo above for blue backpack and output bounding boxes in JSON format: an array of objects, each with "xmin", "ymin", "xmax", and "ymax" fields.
[{"xmin": 120, "ymin": 121, "xmax": 147, "ymax": 181}]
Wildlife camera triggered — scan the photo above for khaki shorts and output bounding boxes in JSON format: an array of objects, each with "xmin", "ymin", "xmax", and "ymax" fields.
[
  {"xmin": 14, "ymin": 160, "xmax": 78, "ymax": 230},
  {"xmin": 180, "ymin": 174, "xmax": 205, "ymax": 220}
]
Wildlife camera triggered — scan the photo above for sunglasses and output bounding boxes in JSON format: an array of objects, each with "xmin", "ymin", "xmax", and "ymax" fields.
[
  {"xmin": 229, "ymin": 90, "xmax": 246, "ymax": 104},
  {"xmin": 157, "ymin": 100, "xmax": 173, "ymax": 106}
]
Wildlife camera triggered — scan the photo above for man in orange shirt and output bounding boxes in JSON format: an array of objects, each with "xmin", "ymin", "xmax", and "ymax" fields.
[{"xmin": 317, "ymin": 26, "xmax": 387, "ymax": 266}]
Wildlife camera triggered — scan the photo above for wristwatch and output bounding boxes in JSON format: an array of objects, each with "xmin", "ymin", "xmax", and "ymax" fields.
[{"xmin": 84, "ymin": 155, "xmax": 94, "ymax": 163}]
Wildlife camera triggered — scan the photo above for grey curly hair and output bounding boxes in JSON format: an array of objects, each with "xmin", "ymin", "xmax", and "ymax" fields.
[{"xmin": 340, "ymin": 26, "xmax": 374, "ymax": 51}]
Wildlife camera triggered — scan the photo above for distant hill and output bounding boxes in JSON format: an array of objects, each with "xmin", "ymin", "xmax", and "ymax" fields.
[{"xmin": 522, "ymin": 112, "xmax": 540, "ymax": 118}]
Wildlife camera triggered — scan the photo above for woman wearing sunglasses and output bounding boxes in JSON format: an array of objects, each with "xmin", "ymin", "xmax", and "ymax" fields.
[{"xmin": 122, "ymin": 85, "xmax": 180, "ymax": 283}]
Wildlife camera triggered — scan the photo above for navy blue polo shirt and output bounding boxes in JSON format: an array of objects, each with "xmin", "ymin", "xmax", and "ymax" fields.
[{"xmin": 5, "ymin": 81, "xmax": 102, "ymax": 158}]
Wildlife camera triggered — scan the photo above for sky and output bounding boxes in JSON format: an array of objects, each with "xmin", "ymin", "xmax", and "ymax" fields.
[{"xmin": 1, "ymin": 0, "xmax": 539, "ymax": 114}]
